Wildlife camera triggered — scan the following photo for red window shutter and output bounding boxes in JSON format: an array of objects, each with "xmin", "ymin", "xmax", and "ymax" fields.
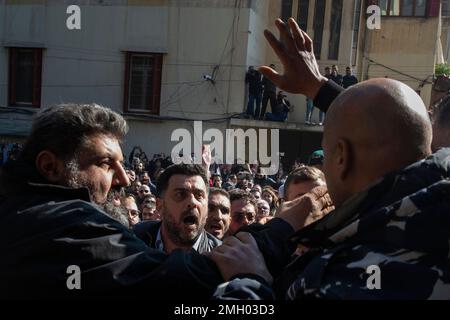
[
  {"xmin": 427, "ymin": 0, "xmax": 440, "ymax": 17},
  {"xmin": 32, "ymin": 49, "xmax": 42, "ymax": 107},
  {"xmin": 8, "ymin": 48, "xmax": 17, "ymax": 106},
  {"xmin": 151, "ymin": 54, "xmax": 162, "ymax": 115},
  {"xmin": 123, "ymin": 52, "xmax": 131, "ymax": 113}
]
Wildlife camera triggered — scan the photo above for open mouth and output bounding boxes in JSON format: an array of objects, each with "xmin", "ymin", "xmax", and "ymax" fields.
[
  {"xmin": 209, "ymin": 223, "xmax": 222, "ymax": 231},
  {"xmin": 183, "ymin": 215, "xmax": 198, "ymax": 225}
]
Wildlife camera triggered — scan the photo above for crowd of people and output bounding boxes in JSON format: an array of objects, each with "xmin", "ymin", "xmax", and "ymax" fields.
[
  {"xmin": 114, "ymin": 146, "xmax": 323, "ymax": 236},
  {"xmin": 245, "ymin": 64, "xmax": 294, "ymax": 122},
  {"xmin": 1, "ymin": 18, "xmax": 449, "ymax": 300},
  {"xmin": 305, "ymin": 65, "xmax": 359, "ymax": 126},
  {"xmin": 0, "ymin": 143, "xmax": 22, "ymax": 165},
  {"xmin": 246, "ymin": 58, "xmax": 359, "ymax": 126}
]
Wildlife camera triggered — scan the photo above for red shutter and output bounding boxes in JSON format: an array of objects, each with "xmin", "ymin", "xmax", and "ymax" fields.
[
  {"xmin": 151, "ymin": 54, "xmax": 162, "ymax": 115},
  {"xmin": 32, "ymin": 49, "xmax": 42, "ymax": 108},
  {"xmin": 123, "ymin": 52, "xmax": 131, "ymax": 113},
  {"xmin": 427, "ymin": 0, "xmax": 440, "ymax": 17},
  {"xmin": 8, "ymin": 48, "xmax": 16, "ymax": 106}
]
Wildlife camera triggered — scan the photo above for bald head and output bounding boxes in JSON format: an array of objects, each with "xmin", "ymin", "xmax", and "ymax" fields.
[{"xmin": 322, "ymin": 78, "xmax": 432, "ymax": 206}]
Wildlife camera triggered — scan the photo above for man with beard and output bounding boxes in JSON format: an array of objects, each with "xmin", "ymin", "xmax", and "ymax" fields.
[
  {"xmin": 205, "ymin": 188, "xmax": 231, "ymax": 240},
  {"xmin": 0, "ymin": 104, "xmax": 228, "ymax": 299},
  {"xmin": 133, "ymin": 164, "xmax": 221, "ymax": 254},
  {"xmin": 0, "ymin": 103, "xmax": 332, "ymax": 299}
]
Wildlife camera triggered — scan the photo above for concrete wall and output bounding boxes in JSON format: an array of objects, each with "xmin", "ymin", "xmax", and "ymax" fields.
[
  {"xmin": 440, "ymin": 18, "xmax": 450, "ymax": 62},
  {"xmin": 364, "ymin": 16, "xmax": 440, "ymax": 105},
  {"xmin": 0, "ymin": 1, "xmax": 257, "ymax": 156},
  {"xmin": 263, "ymin": 0, "xmax": 357, "ymax": 125},
  {"xmin": 1, "ymin": 3, "xmax": 169, "ymax": 113}
]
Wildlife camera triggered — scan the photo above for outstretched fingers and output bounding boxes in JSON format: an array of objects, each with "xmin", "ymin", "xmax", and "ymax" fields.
[
  {"xmin": 275, "ymin": 18, "xmax": 297, "ymax": 54},
  {"xmin": 263, "ymin": 29, "xmax": 289, "ymax": 66},
  {"xmin": 288, "ymin": 18, "xmax": 305, "ymax": 52}
]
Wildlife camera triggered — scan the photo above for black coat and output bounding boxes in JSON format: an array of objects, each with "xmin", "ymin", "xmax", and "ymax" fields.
[
  {"xmin": 0, "ymin": 161, "xmax": 222, "ymax": 299},
  {"xmin": 0, "ymin": 160, "xmax": 295, "ymax": 299}
]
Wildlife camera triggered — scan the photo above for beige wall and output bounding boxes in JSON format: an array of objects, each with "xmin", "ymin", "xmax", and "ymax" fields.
[
  {"xmin": 291, "ymin": 1, "xmax": 439, "ymax": 108},
  {"xmin": 264, "ymin": 0, "xmax": 357, "ymax": 124},
  {"xmin": 363, "ymin": 17, "xmax": 440, "ymax": 105},
  {"xmin": 0, "ymin": 1, "xmax": 258, "ymax": 155},
  {"xmin": 440, "ymin": 18, "xmax": 450, "ymax": 62}
]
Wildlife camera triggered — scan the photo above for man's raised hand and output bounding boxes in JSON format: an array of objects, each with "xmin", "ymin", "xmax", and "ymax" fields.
[{"xmin": 259, "ymin": 18, "xmax": 327, "ymax": 99}]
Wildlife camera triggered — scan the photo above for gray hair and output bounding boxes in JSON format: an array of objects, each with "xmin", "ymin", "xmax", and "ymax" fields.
[{"xmin": 21, "ymin": 103, "xmax": 128, "ymax": 164}]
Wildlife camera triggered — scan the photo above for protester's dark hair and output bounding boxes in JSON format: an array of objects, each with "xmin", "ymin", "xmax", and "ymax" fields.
[
  {"xmin": 140, "ymin": 194, "xmax": 156, "ymax": 211},
  {"xmin": 156, "ymin": 164, "xmax": 209, "ymax": 197},
  {"xmin": 21, "ymin": 103, "xmax": 128, "ymax": 164},
  {"xmin": 262, "ymin": 187, "xmax": 279, "ymax": 212},
  {"xmin": 433, "ymin": 95, "xmax": 450, "ymax": 127},
  {"xmin": 124, "ymin": 193, "xmax": 137, "ymax": 202},
  {"xmin": 284, "ymin": 165, "xmax": 325, "ymax": 197},
  {"xmin": 229, "ymin": 189, "xmax": 257, "ymax": 211},
  {"xmin": 209, "ymin": 187, "xmax": 230, "ymax": 199}
]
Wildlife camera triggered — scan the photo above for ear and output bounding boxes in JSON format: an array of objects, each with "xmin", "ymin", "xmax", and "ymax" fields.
[
  {"xmin": 35, "ymin": 151, "xmax": 65, "ymax": 183},
  {"xmin": 335, "ymin": 138, "xmax": 352, "ymax": 181}
]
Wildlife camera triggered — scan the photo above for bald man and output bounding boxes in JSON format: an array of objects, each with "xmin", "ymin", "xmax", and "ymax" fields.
[{"xmin": 210, "ymin": 18, "xmax": 450, "ymax": 300}]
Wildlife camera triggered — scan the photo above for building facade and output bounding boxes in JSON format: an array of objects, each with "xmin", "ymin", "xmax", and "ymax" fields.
[{"xmin": 0, "ymin": 0, "xmax": 443, "ymax": 168}]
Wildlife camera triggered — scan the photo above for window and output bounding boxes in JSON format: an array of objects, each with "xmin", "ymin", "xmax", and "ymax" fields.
[
  {"xmin": 378, "ymin": 0, "xmax": 427, "ymax": 17},
  {"xmin": 313, "ymin": 0, "xmax": 326, "ymax": 60},
  {"xmin": 353, "ymin": 0, "xmax": 362, "ymax": 49},
  {"xmin": 443, "ymin": 1, "xmax": 450, "ymax": 17},
  {"xmin": 328, "ymin": 0, "xmax": 343, "ymax": 60},
  {"xmin": 281, "ymin": 0, "xmax": 294, "ymax": 22},
  {"xmin": 8, "ymin": 47, "xmax": 42, "ymax": 108},
  {"xmin": 124, "ymin": 52, "xmax": 162, "ymax": 115},
  {"xmin": 297, "ymin": 0, "xmax": 310, "ymax": 31}
]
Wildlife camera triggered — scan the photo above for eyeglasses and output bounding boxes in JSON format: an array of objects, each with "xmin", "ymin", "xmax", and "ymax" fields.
[{"xmin": 139, "ymin": 189, "xmax": 150, "ymax": 194}]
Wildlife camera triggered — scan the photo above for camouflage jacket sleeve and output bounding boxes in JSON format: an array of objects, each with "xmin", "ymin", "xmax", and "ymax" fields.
[{"xmin": 212, "ymin": 274, "xmax": 274, "ymax": 300}]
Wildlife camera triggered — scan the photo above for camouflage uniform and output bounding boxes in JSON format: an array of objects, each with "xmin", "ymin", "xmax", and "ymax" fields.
[{"xmin": 215, "ymin": 149, "xmax": 450, "ymax": 300}]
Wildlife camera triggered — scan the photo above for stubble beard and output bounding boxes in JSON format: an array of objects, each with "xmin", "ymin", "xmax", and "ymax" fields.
[{"xmin": 163, "ymin": 206, "xmax": 207, "ymax": 247}]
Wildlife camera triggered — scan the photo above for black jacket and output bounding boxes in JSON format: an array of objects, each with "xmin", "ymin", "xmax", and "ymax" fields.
[
  {"xmin": 0, "ymin": 161, "xmax": 223, "ymax": 299},
  {"xmin": 133, "ymin": 220, "xmax": 222, "ymax": 254},
  {"xmin": 245, "ymin": 70, "xmax": 263, "ymax": 95},
  {"xmin": 0, "ymin": 160, "xmax": 293, "ymax": 299}
]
